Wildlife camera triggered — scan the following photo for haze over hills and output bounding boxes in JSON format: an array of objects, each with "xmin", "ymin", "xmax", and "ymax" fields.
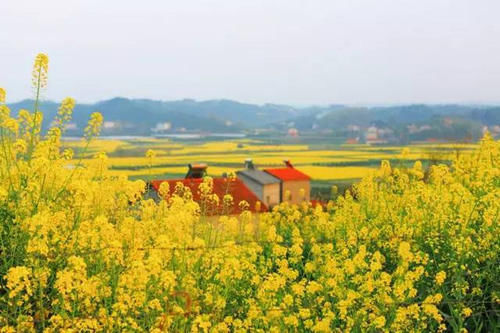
[
  {"xmin": 8, "ymin": 98, "xmax": 307, "ymax": 135},
  {"xmin": 7, "ymin": 98, "xmax": 500, "ymax": 142}
]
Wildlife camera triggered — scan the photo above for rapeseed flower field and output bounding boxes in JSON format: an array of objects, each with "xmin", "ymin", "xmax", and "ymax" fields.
[
  {"xmin": 0, "ymin": 54, "xmax": 498, "ymax": 332},
  {"xmin": 61, "ymin": 139, "xmax": 475, "ymax": 182},
  {"xmin": 60, "ymin": 116, "xmax": 477, "ymax": 183}
]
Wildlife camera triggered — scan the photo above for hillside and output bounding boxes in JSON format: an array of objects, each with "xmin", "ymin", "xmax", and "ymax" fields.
[
  {"xmin": 7, "ymin": 98, "xmax": 307, "ymax": 136},
  {"xmin": 282, "ymin": 104, "xmax": 500, "ymax": 142},
  {"xmin": 7, "ymin": 98, "xmax": 500, "ymax": 139}
]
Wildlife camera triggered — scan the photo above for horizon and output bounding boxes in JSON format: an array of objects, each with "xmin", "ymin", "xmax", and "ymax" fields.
[{"xmin": 7, "ymin": 95, "xmax": 500, "ymax": 109}]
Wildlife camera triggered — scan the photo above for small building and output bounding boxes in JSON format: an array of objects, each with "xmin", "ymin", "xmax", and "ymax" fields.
[
  {"xmin": 185, "ymin": 163, "xmax": 208, "ymax": 179},
  {"xmin": 236, "ymin": 159, "xmax": 281, "ymax": 208},
  {"xmin": 345, "ymin": 137, "xmax": 359, "ymax": 144},
  {"xmin": 288, "ymin": 128, "xmax": 299, "ymax": 137},
  {"xmin": 365, "ymin": 126, "xmax": 379, "ymax": 141},
  {"xmin": 150, "ymin": 163, "xmax": 266, "ymax": 215},
  {"xmin": 264, "ymin": 160, "xmax": 311, "ymax": 204}
]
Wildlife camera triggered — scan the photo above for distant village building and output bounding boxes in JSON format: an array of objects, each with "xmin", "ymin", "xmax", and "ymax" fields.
[
  {"xmin": 236, "ymin": 159, "xmax": 281, "ymax": 208},
  {"xmin": 407, "ymin": 124, "xmax": 418, "ymax": 134},
  {"xmin": 364, "ymin": 126, "xmax": 392, "ymax": 145},
  {"xmin": 264, "ymin": 160, "xmax": 311, "ymax": 204},
  {"xmin": 365, "ymin": 126, "xmax": 378, "ymax": 141},
  {"xmin": 492, "ymin": 125, "xmax": 500, "ymax": 137},
  {"xmin": 103, "ymin": 121, "xmax": 116, "ymax": 129},
  {"xmin": 345, "ymin": 137, "xmax": 360, "ymax": 144},
  {"xmin": 407, "ymin": 124, "xmax": 432, "ymax": 134},
  {"xmin": 151, "ymin": 122, "xmax": 172, "ymax": 133},
  {"xmin": 150, "ymin": 163, "xmax": 265, "ymax": 214},
  {"xmin": 288, "ymin": 128, "xmax": 299, "ymax": 137},
  {"xmin": 481, "ymin": 125, "xmax": 500, "ymax": 137}
]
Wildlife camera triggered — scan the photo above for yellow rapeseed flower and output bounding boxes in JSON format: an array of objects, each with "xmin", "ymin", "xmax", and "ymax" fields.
[
  {"xmin": 32, "ymin": 53, "xmax": 49, "ymax": 89},
  {"xmin": 462, "ymin": 307, "xmax": 472, "ymax": 318},
  {"xmin": 84, "ymin": 112, "xmax": 103, "ymax": 140},
  {"xmin": 0, "ymin": 87, "xmax": 6, "ymax": 103},
  {"xmin": 435, "ymin": 271, "xmax": 446, "ymax": 286}
]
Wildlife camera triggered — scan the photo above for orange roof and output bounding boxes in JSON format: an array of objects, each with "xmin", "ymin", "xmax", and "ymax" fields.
[
  {"xmin": 345, "ymin": 138, "xmax": 359, "ymax": 144},
  {"xmin": 150, "ymin": 177, "xmax": 266, "ymax": 215},
  {"xmin": 310, "ymin": 199, "xmax": 328, "ymax": 209},
  {"xmin": 264, "ymin": 167, "xmax": 310, "ymax": 181}
]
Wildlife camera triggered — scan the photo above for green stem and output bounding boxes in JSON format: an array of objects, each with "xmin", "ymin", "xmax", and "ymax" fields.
[
  {"xmin": 28, "ymin": 66, "xmax": 42, "ymax": 160},
  {"xmin": 51, "ymin": 139, "xmax": 92, "ymax": 204}
]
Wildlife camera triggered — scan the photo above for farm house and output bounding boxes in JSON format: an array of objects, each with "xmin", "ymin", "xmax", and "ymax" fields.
[
  {"xmin": 264, "ymin": 160, "xmax": 311, "ymax": 204},
  {"xmin": 149, "ymin": 163, "xmax": 266, "ymax": 214},
  {"xmin": 236, "ymin": 159, "xmax": 281, "ymax": 208}
]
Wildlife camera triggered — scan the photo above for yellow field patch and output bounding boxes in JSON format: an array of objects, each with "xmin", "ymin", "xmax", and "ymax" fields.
[
  {"xmin": 299, "ymin": 166, "xmax": 376, "ymax": 180},
  {"xmin": 63, "ymin": 138, "xmax": 475, "ymax": 181}
]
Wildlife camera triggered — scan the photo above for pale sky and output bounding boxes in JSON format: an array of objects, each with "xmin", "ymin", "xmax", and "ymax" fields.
[{"xmin": 1, "ymin": 0, "xmax": 499, "ymax": 105}]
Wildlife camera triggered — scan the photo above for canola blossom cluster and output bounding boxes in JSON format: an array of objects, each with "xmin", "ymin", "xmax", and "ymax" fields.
[{"xmin": 0, "ymin": 54, "xmax": 499, "ymax": 332}]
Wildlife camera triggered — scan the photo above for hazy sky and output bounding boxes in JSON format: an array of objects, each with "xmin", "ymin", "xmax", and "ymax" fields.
[{"xmin": 1, "ymin": 0, "xmax": 500, "ymax": 105}]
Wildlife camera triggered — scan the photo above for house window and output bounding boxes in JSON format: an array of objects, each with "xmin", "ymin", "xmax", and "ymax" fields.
[{"xmin": 266, "ymin": 196, "xmax": 270, "ymax": 204}]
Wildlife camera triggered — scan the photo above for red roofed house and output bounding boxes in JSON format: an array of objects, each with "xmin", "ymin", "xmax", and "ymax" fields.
[
  {"xmin": 150, "ymin": 164, "xmax": 266, "ymax": 215},
  {"xmin": 264, "ymin": 160, "xmax": 311, "ymax": 204}
]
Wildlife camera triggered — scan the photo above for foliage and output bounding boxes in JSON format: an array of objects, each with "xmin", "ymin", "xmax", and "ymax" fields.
[{"xmin": 0, "ymin": 54, "xmax": 498, "ymax": 332}]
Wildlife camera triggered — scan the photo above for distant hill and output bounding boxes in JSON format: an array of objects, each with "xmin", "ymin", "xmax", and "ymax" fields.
[
  {"xmin": 281, "ymin": 104, "xmax": 500, "ymax": 141},
  {"xmin": 7, "ymin": 98, "xmax": 309, "ymax": 135},
  {"xmin": 6, "ymin": 98, "xmax": 500, "ymax": 140},
  {"xmin": 284, "ymin": 104, "xmax": 500, "ymax": 130}
]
